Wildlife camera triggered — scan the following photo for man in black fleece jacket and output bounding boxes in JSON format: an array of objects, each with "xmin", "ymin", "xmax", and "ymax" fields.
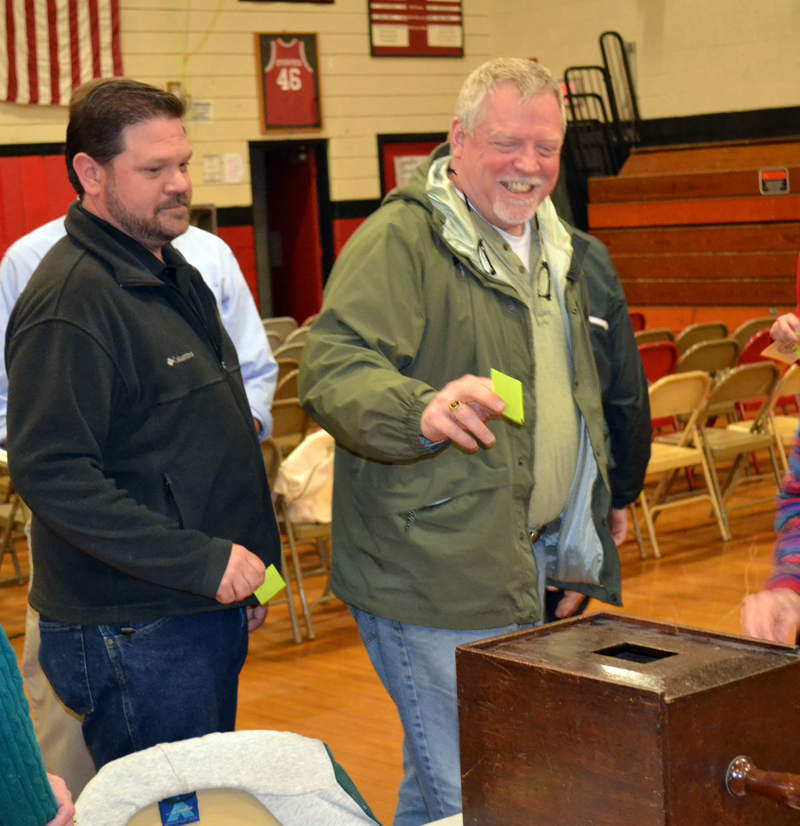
[{"xmin": 5, "ymin": 79, "xmax": 281, "ymax": 770}]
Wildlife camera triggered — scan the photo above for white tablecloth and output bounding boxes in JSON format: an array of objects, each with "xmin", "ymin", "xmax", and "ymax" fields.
[{"xmin": 427, "ymin": 816, "xmax": 462, "ymax": 825}]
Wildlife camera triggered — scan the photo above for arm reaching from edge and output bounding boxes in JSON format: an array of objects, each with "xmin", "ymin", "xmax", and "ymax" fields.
[
  {"xmin": 771, "ymin": 313, "xmax": 800, "ymax": 344},
  {"xmin": 741, "ymin": 588, "xmax": 800, "ymax": 644}
]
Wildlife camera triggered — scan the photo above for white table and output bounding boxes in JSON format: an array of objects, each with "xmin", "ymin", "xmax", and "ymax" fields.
[{"xmin": 427, "ymin": 816, "xmax": 462, "ymax": 825}]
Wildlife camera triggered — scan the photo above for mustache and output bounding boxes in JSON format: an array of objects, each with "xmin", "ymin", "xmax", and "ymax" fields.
[{"xmin": 156, "ymin": 194, "xmax": 191, "ymax": 213}]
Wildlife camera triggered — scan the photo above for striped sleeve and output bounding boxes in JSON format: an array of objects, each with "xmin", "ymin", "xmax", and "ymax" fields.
[{"xmin": 767, "ymin": 422, "xmax": 800, "ymax": 594}]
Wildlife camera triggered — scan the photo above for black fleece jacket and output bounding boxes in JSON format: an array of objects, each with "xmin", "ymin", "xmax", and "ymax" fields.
[{"xmin": 6, "ymin": 202, "xmax": 281, "ymax": 624}]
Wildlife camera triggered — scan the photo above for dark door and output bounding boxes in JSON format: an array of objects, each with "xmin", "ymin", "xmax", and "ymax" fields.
[{"xmin": 250, "ymin": 140, "xmax": 333, "ymax": 321}]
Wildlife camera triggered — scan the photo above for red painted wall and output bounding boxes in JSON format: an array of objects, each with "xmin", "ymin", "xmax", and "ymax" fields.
[
  {"xmin": 0, "ymin": 155, "xmax": 76, "ymax": 256},
  {"xmin": 332, "ymin": 217, "xmax": 366, "ymax": 257},
  {"xmin": 0, "ymin": 153, "xmax": 262, "ymax": 309},
  {"xmin": 218, "ymin": 224, "xmax": 258, "ymax": 305}
]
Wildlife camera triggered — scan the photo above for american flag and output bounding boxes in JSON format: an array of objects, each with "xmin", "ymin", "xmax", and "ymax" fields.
[{"xmin": 0, "ymin": 0, "xmax": 123, "ymax": 105}]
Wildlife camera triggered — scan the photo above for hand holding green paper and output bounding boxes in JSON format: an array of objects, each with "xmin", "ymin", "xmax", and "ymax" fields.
[
  {"xmin": 491, "ymin": 368, "xmax": 524, "ymax": 424},
  {"xmin": 254, "ymin": 564, "xmax": 286, "ymax": 604}
]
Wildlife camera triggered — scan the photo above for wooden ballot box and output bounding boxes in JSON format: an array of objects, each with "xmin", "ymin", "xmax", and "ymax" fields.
[{"xmin": 456, "ymin": 613, "xmax": 800, "ymax": 825}]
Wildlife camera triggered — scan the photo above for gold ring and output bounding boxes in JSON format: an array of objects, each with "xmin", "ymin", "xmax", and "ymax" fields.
[{"xmin": 449, "ymin": 400, "xmax": 462, "ymax": 413}]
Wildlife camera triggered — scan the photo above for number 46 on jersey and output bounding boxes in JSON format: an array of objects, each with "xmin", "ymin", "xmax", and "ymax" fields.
[{"xmin": 258, "ymin": 34, "xmax": 322, "ymax": 130}]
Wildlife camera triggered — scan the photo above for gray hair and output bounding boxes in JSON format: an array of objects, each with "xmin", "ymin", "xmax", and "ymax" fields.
[{"xmin": 455, "ymin": 58, "xmax": 566, "ymax": 135}]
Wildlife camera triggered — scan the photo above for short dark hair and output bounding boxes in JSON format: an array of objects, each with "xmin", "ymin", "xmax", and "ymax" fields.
[{"xmin": 66, "ymin": 78, "xmax": 185, "ymax": 197}]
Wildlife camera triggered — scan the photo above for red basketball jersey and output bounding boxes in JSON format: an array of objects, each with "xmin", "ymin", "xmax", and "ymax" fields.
[{"xmin": 264, "ymin": 39, "xmax": 319, "ymax": 127}]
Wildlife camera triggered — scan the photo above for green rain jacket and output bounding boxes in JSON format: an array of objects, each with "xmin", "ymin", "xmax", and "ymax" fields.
[{"xmin": 299, "ymin": 145, "xmax": 635, "ymax": 630}]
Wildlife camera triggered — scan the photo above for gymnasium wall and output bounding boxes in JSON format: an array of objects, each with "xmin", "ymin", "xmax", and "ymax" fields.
[
  {"xmin": 0, "ymin": 0, "xmax": 494, "ymax": 207},
  {"xmin": 495, "ymin": 0, "xmax": 800, "ymax": 121},
  {"xmin": 3, "ymin": 1, "xmax": 798, "ymax": 206},
  {"xmin": 1, "ymin": 0, "xmax": 798, "ymax": 319}
]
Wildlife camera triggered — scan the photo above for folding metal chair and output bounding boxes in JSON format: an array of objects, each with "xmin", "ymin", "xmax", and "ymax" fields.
[
  {"xmin": 675, "ymin": 338, "xmax": 739, "ymax": 379},
  {"xmin": 635, "ymin": 328, "xmax": 675, "ymax": 346},
  {"xmin": 272, "ymin": 342, "xmax": 305, "ymax": 364},
  {"xmin": 635, "ymin": 371, "xmax": 728, "ymax": 559},
  {"xmin": 264, "ymin": 433, "xmax": 335, "ymax": 643},
  {"xmin": 674, "ymin": 321, "xmax": 728, "ymax": 355},
  {"xmin": 739, "ymin": 362, "xmax": 799, "ymax": 475},
  {"xmin": 262, "ymin": 439, "xmax": 302, "ymax": 644},
  {"xmin": 638, "ymin": 341, "xmax": 679, "ymax": 384},
  {"xmin": 276, "ymin": 358, "xmax": 300, "ymax": 385},
  {"xmin": 0, "ymin": 449, "xmax": 28, "ymax": 585},
  {"xmin": 695, "ymin": 362, "xmax": 783, "ymax": 535},
  {"xmin": 273, "ymin": 369, "xmax": 299, "ymax": 401},
  {"xmin": 270, "ymin": 398, "xmax": 311, "ymax": 455},
  {"xmin": 628, "ymin": 311, "xmax": 646, "ymax": 332},
  {"xmin": 736, "ymin": 327, "xmax": 772, "ymax": 365},
  {"xmin": 281, "ymin": 326, "xmax": 309, "ymax": 348},
  {"xmin": 261, "ymin": 315, "xmax": 298, "ymax": 344},
  {"xmin": 731, "ymin": 317, "xmax": 774, "ymax": 351}
]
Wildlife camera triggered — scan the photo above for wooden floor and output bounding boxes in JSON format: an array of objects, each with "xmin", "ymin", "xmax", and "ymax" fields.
[{"xmin": 0, "ymin": 474, "xmax": 782, "ymax": 825}]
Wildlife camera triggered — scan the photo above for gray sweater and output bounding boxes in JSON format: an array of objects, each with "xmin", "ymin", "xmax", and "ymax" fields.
[{"xmin": 75, "ymin": 730, "xmax": 380, "ymax": 825}]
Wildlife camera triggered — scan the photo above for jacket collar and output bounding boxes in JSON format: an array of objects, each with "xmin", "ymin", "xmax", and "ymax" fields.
[
  {"xmin": 563, "ymin": 223, "xmax": 590, "ymax": 283},
  {"xmin": 419, "ymin": 147, "xmax": 574, "ymax": 293},
  {"xmin": 65, "ymin": 201, "xmax": 185, "ymax": 289}
]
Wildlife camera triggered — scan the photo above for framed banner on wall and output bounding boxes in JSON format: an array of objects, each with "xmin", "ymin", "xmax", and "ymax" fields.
[
  {"xmin": 256, "ymin": 34, "xmax": 322, "ymax": 131},
  {"xmin": 377, "ymin": 132, "xmax": 446, "ymax": 195},
  {"xmin": 369, "ymin": 0, "xmax": 463, "ymax": 57}
]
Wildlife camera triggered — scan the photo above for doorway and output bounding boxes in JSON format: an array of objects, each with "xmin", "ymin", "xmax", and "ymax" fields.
[{"xmin": 250, "ymin": 139, "xmax": 333, "ymax": 321}]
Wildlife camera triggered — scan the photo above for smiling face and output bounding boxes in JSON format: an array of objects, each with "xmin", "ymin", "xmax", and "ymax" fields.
[
  {"xmin": 90, "ymin": 116, "xmax": 193, "ymax": 253},
  {"xmin": 449, "ymin": 84, "xmax": 563, "ymax": 236}
]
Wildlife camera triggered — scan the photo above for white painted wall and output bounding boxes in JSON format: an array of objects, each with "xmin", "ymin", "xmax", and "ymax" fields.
[
  {"xmin": 493, "ymin": 0, "xmax": 800, "ymax": 121},
  {"xmin": 0, "ymin": 0, "xmax": 797, "ymax": 207},
  {"xmin": 0, "ymin": 0, "xmax": 493, "ymax": 205}
]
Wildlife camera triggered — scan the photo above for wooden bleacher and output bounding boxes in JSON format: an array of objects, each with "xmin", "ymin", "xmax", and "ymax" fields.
[{"xmin": 586, "ymin": 139, "xmax": 800, "ymax": 319}]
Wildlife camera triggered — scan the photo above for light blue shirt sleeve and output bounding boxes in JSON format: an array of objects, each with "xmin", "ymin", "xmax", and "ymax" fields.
[
  {"xmin": 173, "ymin": 228, "xmax": 278, "ymax": 439},
  {"xmin": 0, "ymin": 217, "xmax": 69, "ymax": 444}
]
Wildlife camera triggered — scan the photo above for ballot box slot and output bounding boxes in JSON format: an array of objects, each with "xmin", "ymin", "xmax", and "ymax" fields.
[{"xmin": 594, "ymin": 642, "xmax": 677, "ymax": 664}]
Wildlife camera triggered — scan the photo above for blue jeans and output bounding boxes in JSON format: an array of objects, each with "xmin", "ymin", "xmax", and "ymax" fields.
[
  {"xmin": 350, "ymin": 607, "xmax": 531, "ymax": 826},
  {"xmin": 38, "ymin": 608, "xmax": 249, "ymax": 770}
]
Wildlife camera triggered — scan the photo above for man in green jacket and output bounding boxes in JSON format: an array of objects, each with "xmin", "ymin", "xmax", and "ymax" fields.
[{"xmin": 299, "ymin": 58, "xmax": 648, "ymax": 826}]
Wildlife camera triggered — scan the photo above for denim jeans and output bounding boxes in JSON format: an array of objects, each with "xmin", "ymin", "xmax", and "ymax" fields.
[
  {"xmin": 38, "ymin": 607, "xmax": 249, "ymax": 770},
  {"xmin": 350, "ymin": 607, "xmax": 531, "ymax": 826}
]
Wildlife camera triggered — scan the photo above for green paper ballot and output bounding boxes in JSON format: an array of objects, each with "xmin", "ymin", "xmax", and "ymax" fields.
[
  {"xmin": 254, "ymin": 564, "xmax": 286, "ymax": 604},
  {"xmin": 491, "ymin": 368, "xmax": 524, "ymax": 424}
]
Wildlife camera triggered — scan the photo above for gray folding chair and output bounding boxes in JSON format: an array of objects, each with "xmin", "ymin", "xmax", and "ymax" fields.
[
  {"xmin": 635, "ymin": 328, "xmax": 675, "ymax": 346},
  {"xmin": 0, "ymin": 449, "xmax": 29, "ymax": 585},
  {"xmin": 674, "ymin": 321, "xmax": 728, "ymax": 354},
  {"xmin": 731, "ymin": 317, "xmax": 774, "ymax": 351},
  {"xmin": 635, "ymin": 371, "xmax": 728, "ymax": 559},
  {"xmin": 675, "ymin": 338, "xmax": 739, "ymax": 379},
  {"xmin": 273, "ymin": 341, "xmax": 305, "ymax": 364},
  {"xmin": 261, "ymin": 316, "xmax": 298, "ymax": 344},
  {"xmin": 282, "ymin": 326, "xmax": 309, "ymax": 348},
  {"xmin": 274, "ymin": 369, "xmax": 299, "ymax": 401},
  {"xmin": 270, "ymin": 398, "xmax": 311, "ymax": 455},
  {"xmin": 695, "ymin": 361, "xmax": 783, "ymax": 535}
]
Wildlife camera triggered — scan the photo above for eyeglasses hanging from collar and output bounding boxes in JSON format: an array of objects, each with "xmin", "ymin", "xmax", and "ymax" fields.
[
  {"xmin": 450, "ymin": 165, "xmax": 550, "ymax": 298},
  {"xmin": 535, "ymin": 215, "xmax": 551, "ymax": 301},
  {"xmin": 460, "ymin": 191, "xmax": 497, "ymax": 277}
]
